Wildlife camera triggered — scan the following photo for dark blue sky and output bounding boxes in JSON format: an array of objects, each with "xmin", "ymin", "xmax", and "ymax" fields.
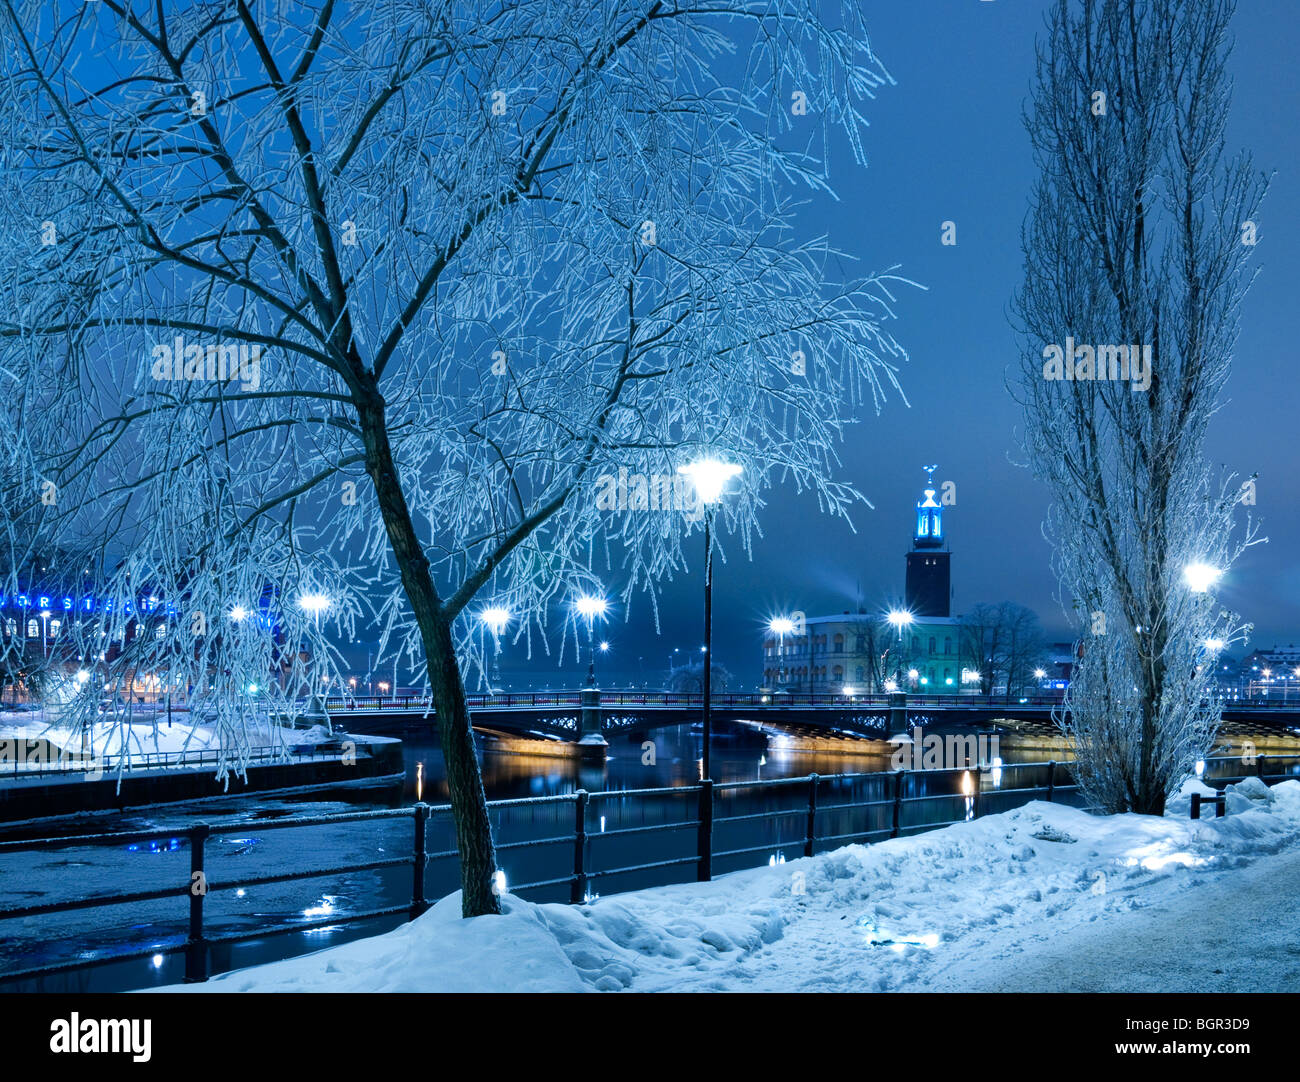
[{"xmin": 543, "ymin": 0, "xmax": 1300, "ymax": 689}]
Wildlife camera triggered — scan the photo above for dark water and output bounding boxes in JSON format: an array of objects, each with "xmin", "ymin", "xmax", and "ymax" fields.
[{"xmin": 0, "ymin": 720, "xmax": 1065, "ymax": 993}]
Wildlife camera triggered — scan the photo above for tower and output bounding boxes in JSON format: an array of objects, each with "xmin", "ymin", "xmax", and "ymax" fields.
[{"xmin": 904, "ymin": 465, "xmax": 951, "ymax": 618}]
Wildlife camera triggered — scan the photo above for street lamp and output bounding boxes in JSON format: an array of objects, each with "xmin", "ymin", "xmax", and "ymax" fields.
[
  {"xmin": 886, "ymin": 610, "xmax": 913, "ymax": 688},
  {"xmin": 769, "ymin": 617, "xmax": 796, "ymax": 688},
  {"xmin": 573, "ymin": 595, "xmax": 608, "ymax": 686},
  {"xmin": 678, "ymin": 458, "xmax": 743, "ymax": 781},
  {"xmin": 478, "ymin": 606, "xmax": 511, "ymax": 692},
  {"xmin": 297, "ymin": 592, "xmax": 331, "ymax": 630},
  {"xmin": 1183, "ymin": 563, "xmax": 1221, "ymax": 593}
]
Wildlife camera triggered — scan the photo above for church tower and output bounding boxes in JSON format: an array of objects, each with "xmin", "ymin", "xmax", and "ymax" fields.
[{"xmin": 904, "ymin": 465, "xmax": 951, "ymax": 618}]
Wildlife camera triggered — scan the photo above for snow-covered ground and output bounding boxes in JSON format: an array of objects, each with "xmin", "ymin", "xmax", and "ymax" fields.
[{"xmin": 162, "ymin": 776, "xmax": 1300, "ymax": 993}]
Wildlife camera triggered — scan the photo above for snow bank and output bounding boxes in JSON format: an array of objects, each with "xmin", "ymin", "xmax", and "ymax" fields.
[
  {"xmin": 0, "ymin": 711, "xmax": 333, "ymax": 760},
  {"xmin": 160, "ymin": 781, "xmax": 1300, "ymax": 994}
]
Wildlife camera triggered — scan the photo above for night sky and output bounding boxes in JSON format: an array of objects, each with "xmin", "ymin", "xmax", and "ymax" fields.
[{"xmin": 480, "ymin": 0, "xmax": 1300, "ymax": 690}]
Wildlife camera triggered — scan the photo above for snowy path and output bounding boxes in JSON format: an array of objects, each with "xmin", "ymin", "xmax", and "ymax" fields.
[
  {"xmin": 916, "ymin": 840, "xmax": 1300, "ymax": 993},
  {"xmin": 163, "ymin": 779, "xmax": 1300, "ymax": 994}
]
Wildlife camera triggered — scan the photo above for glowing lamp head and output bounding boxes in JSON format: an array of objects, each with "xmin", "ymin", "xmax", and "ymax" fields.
[
  {"xmin": 768, "ymin": 617, "xmax": 796, "ymax": 636},
  {"xmin": 1183, "ymin": 563, "xmax": 1221, "ymax": 593},
  {"xmin": 599, "ymin": 641, "xmax": 610, "ymax": 653},
  {"xmin": 480, "ymin": 606, "xmax": 511, "ymax": 634},
  {"xmin": 1034, "ymin": 668, "xmax": 1047, "ymax": 679},
  {"xmin": 1204, "ymin": 638, "xmax": 1225, "ymax": 652},
  {"xmin": 574, "ymin": 596, "xmax": 607, "ymax": 620},
  {"xmin": 907, "ymin": 668, "xmax": 919, "ymax": 680},
  {"xmin": 229, "ymin": 605, "xmax": 250, "ymax": 622},
  {"xmin": 883, "ymin": 678, "xmax": 898, "ymax": 692},
  {"xmin": 298, "ymin": 593, "xmax": 331, "ymax": 614},
  {"xmin": 887, "ymin": 610, "xmax": 914, "ymax": 630},
  {"xmin": 677, "ymin": 459, "xmax": 743, "ymax": 505}
]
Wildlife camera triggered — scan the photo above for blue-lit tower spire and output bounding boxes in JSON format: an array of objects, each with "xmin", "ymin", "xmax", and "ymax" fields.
[
  {"xmin": 905, "ymin": 465, "xmax": 951, "ymax": 617},
  {"xmin": 913, "ymin": 464, "xmax": 943, "ymax": 547}
]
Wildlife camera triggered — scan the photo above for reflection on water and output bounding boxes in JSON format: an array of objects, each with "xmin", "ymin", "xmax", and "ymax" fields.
[{"xmin": 414, "ymin": 720, "xmax": 953, "ymax": 804}]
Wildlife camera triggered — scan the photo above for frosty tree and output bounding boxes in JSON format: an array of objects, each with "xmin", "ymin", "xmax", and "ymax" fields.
[
  {"xmin": 1013, "ymin": 0, "xmax": 1266, "ymax": 814},
  {"xmin": 0, "ymin": 0, "xmax": 912, "ymax": 914}
]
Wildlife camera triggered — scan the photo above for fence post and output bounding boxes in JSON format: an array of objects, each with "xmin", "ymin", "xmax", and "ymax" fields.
[
  {"xmin": 572, "ymin": 790, "xmax": 589, "ymax": 904},
  {"xmin": 184, "ymin": 822, "xmax": 209, "ymax": 983},
  {"xmin": 1216, "ymin": 795, "xmax": 1226, "ymax": 819},
  {"xmin": 1190, "ymin": 793, "xmax": 1202, "ymax": 820},
  {"xmin": 804, "ymin": 774, "xmax": 819, "ymax": 858},
  {"xmin": 1045, "ymin": 760, "xmax": 1056, "ymax": 803},
  {"xmin": 697, "ymin": 779, "xmax": 714, "ymax": 882},
  {"xmin": 970, "ymin": 769, "xmax": 980, "ymax": 819},
  {"xmin": 1257, "ymin": 753, "xmax": 1266, "ymax": 780},
  {"xmin": 411, "ymin": 802, "xmax": 430, "ymax": 918},
  {"xmin": 891, "ymin": 770, "xmax": 904, "ymax": 838}
]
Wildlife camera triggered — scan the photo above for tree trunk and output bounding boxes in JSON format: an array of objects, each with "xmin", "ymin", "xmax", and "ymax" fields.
[{"xmin": 357, "ymin": 388, "xmax": 501, "ymax": 917}]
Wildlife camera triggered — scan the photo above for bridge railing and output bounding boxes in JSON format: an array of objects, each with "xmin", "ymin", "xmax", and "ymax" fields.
[
  {"xmin": 4, "ymin": 753, "xmax": 1296, "ymax": 991},
  {"xmin": 321, "ymin": 689, "xmax": 1074, "ymax": 712},
  {"xmin": 0, "ymin": 740, "xmax": 347, "ymax": 780}
]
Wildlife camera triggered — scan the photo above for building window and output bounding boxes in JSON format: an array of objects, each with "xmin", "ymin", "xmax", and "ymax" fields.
[
  {"xmin": 26, "ymin": 619, "xmax": 38, "ymax": 638},
  {"xmin": 944, "ymin": 637, "xmax": 952, "ymax": 655},
  {"xmin": 50, "ymin": 619, "xmax": 60, "ymax": 637},
  {"xmin": 929, "ymin": 636, "xmax": 936, "ymax": 654},
  {"xmin": 3, "ymin": 619, "xmax": 13, "ymax": 637}
]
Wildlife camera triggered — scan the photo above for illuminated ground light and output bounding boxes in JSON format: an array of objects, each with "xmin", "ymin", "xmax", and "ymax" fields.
[
  {"xmin": 1122, "ymin": 842, "xmax": 1214, "ymax": 872},
  {"xmin": 151, "ymin": 953, "xmax": 164, "ymax": 969},
  {"xmin": 857, "ymin": 917, "xmax": 941, "ymax": 952}
]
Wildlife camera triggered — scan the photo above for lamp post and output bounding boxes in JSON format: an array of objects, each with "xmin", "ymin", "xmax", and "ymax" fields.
[
  {"xmin": 677, "ymin": 458, "xmax": 743, "ymax": 782},
  {"xmin": 573, "ymin": 595, "xmax": 609, "ymax": 750},
  {"xmin": 479, "ymin": 606, "xmax": 510, "ymax": 693},
  {"xmin": 886, "ymin": 610, "xmax": 914, "ymax": 686},
  {"xmin": 769, "ymin": 617, "xmax": 795, "ymax": 689},
  {"xmin": 574, "ymin": 596, "xmax": 607, "ymax": 686}
]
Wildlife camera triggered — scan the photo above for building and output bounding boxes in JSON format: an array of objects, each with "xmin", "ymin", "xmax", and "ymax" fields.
[
  {"xmin": 1238, "ymin": 645, "xmax": 1300, "ymax": 700},
  {"xmin": 762, "ymin": 469, "xmax": 968, "ymax": 694}
]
